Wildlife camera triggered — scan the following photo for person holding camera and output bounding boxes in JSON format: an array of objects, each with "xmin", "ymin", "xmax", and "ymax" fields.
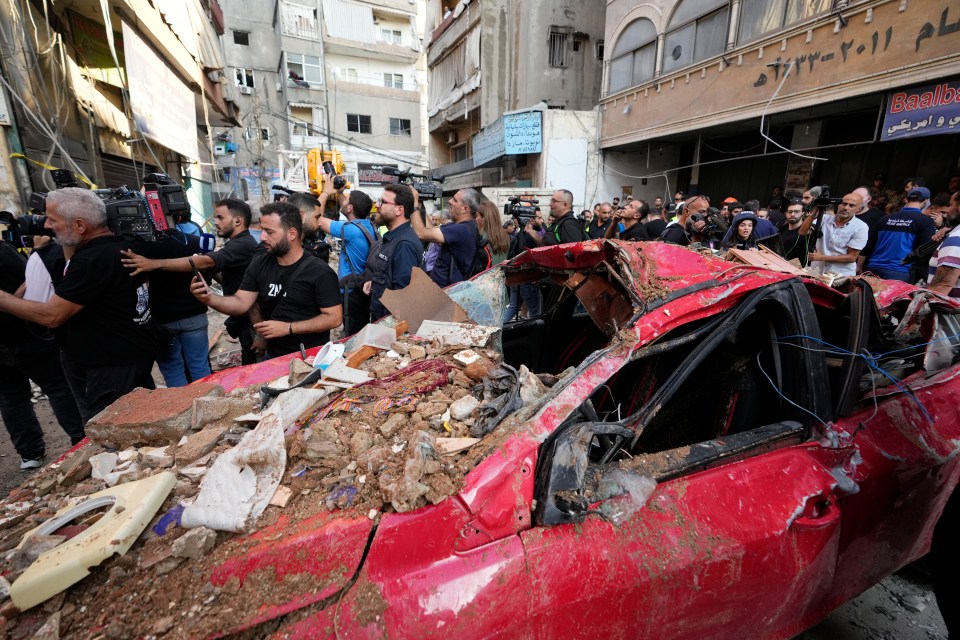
[
  {"xmin": 660, "ymin": 196, "xmax": 709, "ymax": 245},
  {"xmin": 191, "ymin": 202, "xmax": 342, "ymax": 359},
  {"xmin": 122, "ymin": 199, "xmax": 261, "ymax": 365},
  {"xmin": 541, "ymin": 190, "xmax": 588, "ymax": 246},
  {"xmin": 807, "ymin": 192, "xmax": 870, "ymax": 278},
  {"xmin": 0, "ymin": 188, "xmax": 157, "ymax": 423},
  {"xmin": 412, "ymin": 188, "xmax": 482, "ymax": 287},
  {"xmin": 315, "ymin": 179, "xmax": 377, "ymax": 336}
]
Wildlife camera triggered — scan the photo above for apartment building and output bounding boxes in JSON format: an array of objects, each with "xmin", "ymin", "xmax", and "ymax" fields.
[
  {"xmin": 219, "ymin": 0, "xmax": 427, "ymax": 201},
  {"xmin": 0, "ymin": 0, "xmax": 237, "ymax": 217},
  {"xmin": 599, "ymin": 0, "xmax": 960, "ymax": 204},
  {"xmin": 425, "ymin": 0, "xmax": 606, "ymax": 207}
]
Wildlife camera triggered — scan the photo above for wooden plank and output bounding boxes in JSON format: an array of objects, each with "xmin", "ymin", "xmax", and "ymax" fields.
[{"xmin": 344, "ymin": 321, "xmax": 410, "ymax": 369}]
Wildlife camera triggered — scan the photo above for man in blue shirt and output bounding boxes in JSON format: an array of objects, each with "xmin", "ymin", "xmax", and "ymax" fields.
[
  {"xmin": 411, "ymin": 188, "xmax": 481, "ymax": 287},
  {"xmin": 362, "ymin": 184, "xmax": 423, "ymax": 322},
  {"xmin": 860, "ymin": 187, "xmax": 936, "ymax": 283},
  {"xmin": 316, "ymin": 181, "xmax": 378, "ymax": 335}
]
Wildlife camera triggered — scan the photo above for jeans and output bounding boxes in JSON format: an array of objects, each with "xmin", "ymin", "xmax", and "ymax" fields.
[
  {"xmin": 504, "ymin": 283, "xmax": 542, "ymax": 323},
  {"xmin": 0, "ymin": 339, "xmax": 84, "ymax": 459},
  {"xmin": 60, "ymin": 353, "xmax": 155, "ymax": 424},
  {"xmin": 866, "ymin": 266, "xmax": 911, "ymax": 282},
  {"xmin": 156, "ymin": 313, "xmax": 211, "ymax": 387}
]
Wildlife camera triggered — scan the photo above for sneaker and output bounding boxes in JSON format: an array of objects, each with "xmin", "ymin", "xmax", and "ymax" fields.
[{"xmin": 20, "ymin": 458, "xmax": 43, "ymax": 470}]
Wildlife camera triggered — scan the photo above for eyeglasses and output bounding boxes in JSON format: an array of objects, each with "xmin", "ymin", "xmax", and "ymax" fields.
[{"xmin": 377, "ymin": 198, "xmax": 395, "ymax": 208}]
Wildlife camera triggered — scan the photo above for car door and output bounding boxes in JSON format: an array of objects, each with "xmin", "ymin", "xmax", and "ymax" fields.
[
  {"xmin": 521, "ymin": 281, "xmax": 857, "ymax": 639},
  {"xmin": 823, "ymin": 287, "xmax": 960, "ymax": 609}
]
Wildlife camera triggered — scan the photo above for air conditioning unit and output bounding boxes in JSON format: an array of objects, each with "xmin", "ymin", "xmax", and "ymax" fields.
[
  {"xmin": 446, "ymin": 131, "xmax": 457, "ymax": 145},
  {"xmin": 238, "ymin": 86, "xmax": 253, "ymax": 95}
]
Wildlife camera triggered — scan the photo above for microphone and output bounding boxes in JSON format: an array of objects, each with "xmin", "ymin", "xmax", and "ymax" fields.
[{"xmin": 198, "ymin": 233, "xmax": 216, "ymax": 253}]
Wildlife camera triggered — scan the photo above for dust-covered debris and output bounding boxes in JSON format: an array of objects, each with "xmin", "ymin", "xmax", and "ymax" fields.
[{"xmin": 0, "ymin": 321, "xmax": 562, "ymax": 638}]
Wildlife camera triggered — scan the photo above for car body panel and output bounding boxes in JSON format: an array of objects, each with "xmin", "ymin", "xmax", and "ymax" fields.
[{"xmin": 190, "ymin": 240, "xmax": 960, "ymax": 638}]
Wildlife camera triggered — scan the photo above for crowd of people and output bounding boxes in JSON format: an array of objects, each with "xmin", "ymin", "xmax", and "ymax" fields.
[{"xmin": 0, "ymin": 169, "xmax": 958, "ymax": 471}]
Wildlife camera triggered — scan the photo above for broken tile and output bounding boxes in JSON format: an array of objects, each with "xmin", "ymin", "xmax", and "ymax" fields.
[
  {"xmin": 171, "ymin": 527, "xmax": 217, "ymax": 559},
  {"xmin": 174, "ymin": 426, "xmax": 227, "ymax": 466},
  {"xmin": 269, "ymin": 486, "xmax": 292, "ymax": 508}
]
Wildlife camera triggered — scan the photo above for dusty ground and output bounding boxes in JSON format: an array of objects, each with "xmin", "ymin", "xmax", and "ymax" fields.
[{"xmin": 0, "ymin": 308, "xmax": 949, "ymax": 638}]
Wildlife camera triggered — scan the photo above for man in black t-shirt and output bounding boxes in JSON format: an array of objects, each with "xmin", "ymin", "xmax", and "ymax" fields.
[
  {"xmin": 123, "ymin": 198, "xmax": 261, "ymax": 364},
  {"xmin": 776, "ymin": 198, "xmax": 814, "ymax": 266},
  {"xmin": 541, "ymin": 190, "xmax": 588, "ymax": 246},
  {"xmin": 606, "ymin": 199, "xmax": 650, "ymax": 241},
  {"xmin": 0, "ymin": 241, "xmax": 84, "ymax": 469},
  {"xmin": 0, "ymin": 188, "xmax": 157, "ymax": 423},
  {"xmin": 191, "ymin": 203, "xmax": 342, "ymax": 359}
]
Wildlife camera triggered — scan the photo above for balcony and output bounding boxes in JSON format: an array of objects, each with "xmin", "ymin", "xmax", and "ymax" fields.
[
  {"xmin": 427, "ymin": 1, "xmax": 480, "ymax": 65},
  {"xmin": 290, "ymin": 133, "xmax": 325, "ymax": 149}
]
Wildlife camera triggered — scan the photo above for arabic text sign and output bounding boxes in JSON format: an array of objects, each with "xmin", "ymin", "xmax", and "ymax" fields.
[
  {"xmin": 881, "ymin": 80, "xmax": 960, "ymax": 141},
  {"xmin": 472, "ymin": 111, "xmax": 543, "ymax": 167},
  {"xmin": 503, "ymin": 111, "xmax": 542, "ymax": 155},
  {"xmin": 472, "ymin": 118, "xmax": 505, "ymax": 167}
]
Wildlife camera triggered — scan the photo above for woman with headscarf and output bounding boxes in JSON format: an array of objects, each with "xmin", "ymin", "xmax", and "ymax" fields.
[{"xmin": 723, "ymin": 211, "xmax": 760, "ymax": 250}]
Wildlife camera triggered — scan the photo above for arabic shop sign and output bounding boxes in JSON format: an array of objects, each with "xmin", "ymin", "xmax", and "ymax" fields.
[
  {"xmin": 472, "ymin": 111, "xmax": 543, "ymax": 167},
  {"xmin": 882, "ymin": 79, "xmax": 960, "ymax": 141}
]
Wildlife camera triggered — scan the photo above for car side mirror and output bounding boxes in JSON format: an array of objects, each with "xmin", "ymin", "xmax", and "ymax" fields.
[{"xmin": 533, "ymin": 420, "xmax": 633, "ymax": 526}]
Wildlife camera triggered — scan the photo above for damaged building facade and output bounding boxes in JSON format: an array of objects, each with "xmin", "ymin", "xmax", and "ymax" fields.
[
  {"xmin": 599, "ymin": 0, "xmax": 960, "ymax": 203},
  {"xmin": 216, "ymin": 0, "xmax": 429, "ymax": 202},
  {"xmin": 0, "ymin": 0, "xmax": 239, "ymax": 219},
  {"xmin": 425, "ymin": 0, "xmax": 606, "ymax": 208}
]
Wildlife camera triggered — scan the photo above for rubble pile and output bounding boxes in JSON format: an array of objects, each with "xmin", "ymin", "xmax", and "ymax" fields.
[{"xmin": 0, "ymin": 321, "xmax": 556, "ymax": 637}]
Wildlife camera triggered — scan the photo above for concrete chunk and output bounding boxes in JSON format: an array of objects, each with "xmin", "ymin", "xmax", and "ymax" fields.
[{"xmin": 86, "ymin": 384, "xmax": 224, "ymax": 449}]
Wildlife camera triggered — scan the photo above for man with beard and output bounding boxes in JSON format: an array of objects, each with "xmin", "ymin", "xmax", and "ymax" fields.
[
  {"xmin": 362, "ymin": 184, "xmax": 423, "ymax": 322},
  {"xmin": 122, "ymin": 198, "xmax": 261, "ymax": 364},
  {"xmin": 191, "ymin": 202, "xmax": 341, "ymax": 359},
  {"xmin": 777, "ymin": 198, "xmax": 815, "ymax": 266},
  {"xmin": 0, "ymin": 188, "xmax": 157, "ymax": 423},
  {"xmin": 927, "ymin": 191, "xmax": 960, "ymax": 301},
  {"xmin": 287, "ymin": 192, "xmax": 332, "ymax": 262},
  {"xmin": 585, "ymin": 202, "xmax": 614, "ymax": 239}
]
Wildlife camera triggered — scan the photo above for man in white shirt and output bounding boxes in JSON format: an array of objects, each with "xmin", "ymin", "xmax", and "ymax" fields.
[{"xmin": 807, "ymin": 192, "xmax": 869, "ymax": 277}]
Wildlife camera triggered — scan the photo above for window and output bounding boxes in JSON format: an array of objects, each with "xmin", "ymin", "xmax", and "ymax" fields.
[
  {"xmin": 235, "ymin": 68, "xmax": 255, "ymax": 89},
  {"xmin": 280, "ymin": 2, "xmax": 319, "ymax": 39},
  {"xmin": 347, "ymin": 114, "xmax": 372, "ymax": 134},
  {"xmin": 244, "ymin": 127, "xmax": 270, "ymax": 142},
  {"xmin": 596, "ymin": 40, "xmax": 605, "ymax": 61},
  {"xmin": 233, "ymin": 30, "xmax": 249, "ymax": 46},
  {"xmin": 738, "ymin": 0, "xmax": 830, "ymax": 43},
  {"xmin": 287, "ymin": 53, "xmax": 323, "ymax": 87},
  {"xmin": 383, "ymin": 73, "xmax": 404, "ymax": 89},
  {"xmin": 337, "ymin": 68, "xmax": 358, "ymax": 83},
  {"xmin": 662, "ymin": 0, "xmax": 729, "ymax": 74},
  {"xmin": 291, "ymin": 106, "xmax": 321, "ymax": 136},
  {"xmin": 548, "ymin": 28, "xmax": 570, "ymax": 68},
  {"xmin": 452, "ymin": 144, "xmax": 468, "ymax": 163},
  {"xmin": 608, "ymin": 19, "xmax": 656, "ymax": 93},
  {"xmin": 380, "ymin": 29, "xmax": 402, "ymax": 45},
  {"xmin": 389, "ymin": 118, "xmax": 411, "ymax": 136}
]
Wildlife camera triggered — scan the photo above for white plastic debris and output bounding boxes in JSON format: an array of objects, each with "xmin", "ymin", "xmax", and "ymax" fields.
[
  {"xmin": 181, "ymin": 413, "xmax": 286, "ymax": 532},
  {"xmin": 598, "ymin": 471, "xmax": 657, "ymax": 525},
  {"xmin": 236, "ymin": 387, "xmax": 332, "ymax": 436}
]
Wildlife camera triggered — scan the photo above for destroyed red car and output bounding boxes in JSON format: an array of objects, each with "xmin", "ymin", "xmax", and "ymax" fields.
[
  {"xmin": 196, "ymin": 240, "xmax": 960, "ymax": 639},
  {"xmin": 11, "ymin": 240, "xmax": 960, "ymax": 638}
]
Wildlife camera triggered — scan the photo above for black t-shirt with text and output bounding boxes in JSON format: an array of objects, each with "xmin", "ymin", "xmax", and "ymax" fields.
[
  {"xmin": 55, "ymin": 235, "xmax": 156, "ymax": 366},
  {"xmin": 132, "ymin": 232, "xmax": 207, "ymax": 324},
  {"xmin": 239, "ymin": 251, "xmax": 341, "ymax": 355}
]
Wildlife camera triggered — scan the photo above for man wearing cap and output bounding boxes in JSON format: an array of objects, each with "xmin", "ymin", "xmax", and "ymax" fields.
[{"xmin": 859, "ymin": 187, "xmax": 936, "ymax": 282}]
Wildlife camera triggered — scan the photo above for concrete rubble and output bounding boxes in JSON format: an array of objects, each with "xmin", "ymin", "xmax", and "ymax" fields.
[{"xmin": 0, "ymin": 320, "xmax": 562, "ymax": 635}]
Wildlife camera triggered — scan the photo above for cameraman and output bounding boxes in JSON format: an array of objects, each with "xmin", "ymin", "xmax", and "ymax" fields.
[
  {"xmin": 661, "ymin": 197, "xmax": 709, "ymax": 245},
  {"xmin": 0, "ymin": 188, "xmax": 157, "ymax": 423}
]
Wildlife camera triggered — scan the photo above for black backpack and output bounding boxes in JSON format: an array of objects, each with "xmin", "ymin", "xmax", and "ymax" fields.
[{"xmin": 449, "ymin": 227, "xmax": 492, "ymax": 282}]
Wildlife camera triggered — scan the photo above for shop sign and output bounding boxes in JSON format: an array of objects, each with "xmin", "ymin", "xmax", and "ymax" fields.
[
  {"xmin": 881, "ymin": 79, "xmax": 960, "ymax": 141},
  {"xmin": 358, "ymin": 163, "xmax": 399, "ymax": 185}
]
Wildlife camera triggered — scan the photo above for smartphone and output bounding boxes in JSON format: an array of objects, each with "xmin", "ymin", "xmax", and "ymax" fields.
[{"xmin": 188, "ymin": 257, "xmax": 209, "ymax": 293}]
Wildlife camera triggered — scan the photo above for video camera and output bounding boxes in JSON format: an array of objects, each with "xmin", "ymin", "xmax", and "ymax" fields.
[
  {"xmin": 812, "ymin": 185, "xmax": 843, "ymax": 209},
  {"xmin": 690, "ymin": 207, "xmax": 728, "ymax": 242},
  {"xmin": 0, "ymin": 168, "xmax": 191, "ymax": 246},
  {"xmin": 504, "ymin": 196, "xmax": 540, "ymax": 227},
  {"xmin": 381, "ymin": 167, "xmax": 445, "ymax": 201}
]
